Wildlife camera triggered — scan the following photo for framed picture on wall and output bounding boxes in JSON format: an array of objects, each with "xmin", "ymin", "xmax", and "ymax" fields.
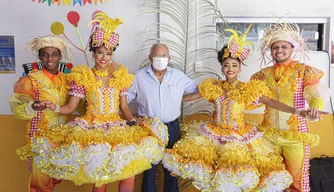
[{"xmin": 0, "ymin": 36, "xmax": 15, "ymax": 74}]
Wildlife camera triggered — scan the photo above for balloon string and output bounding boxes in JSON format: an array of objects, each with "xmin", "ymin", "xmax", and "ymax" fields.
[
  {"xmin": 85, "ymin": 27, "xmax": 94, "ymax": 51},
  {"xmin": 76, "ymin": 27, "xmax": 85, "ymax": 51},
  {"xmin": 62, "ymin": 32, "xmax": 84, "ymax": 52},
  {"xmin": 62, "ymin": 32, "xmax": 89, "ymax": 66},
  {"xmin": 75, "ymin": 27, "xmax": 90, "ymax": 66}
]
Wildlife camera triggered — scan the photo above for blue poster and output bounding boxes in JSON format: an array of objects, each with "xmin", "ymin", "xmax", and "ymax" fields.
[{"xmin": 0, "ymin": 36, "xmax": 15, "ymax": 73}]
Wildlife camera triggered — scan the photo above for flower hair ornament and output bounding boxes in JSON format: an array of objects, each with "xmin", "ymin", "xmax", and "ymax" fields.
[
  {"xmin": 223, "ymin": 24, "xmax": 254, "ymax": 65},
  {"xmin": 259, "ymin": 20, "xmax": 309, "ymax": 65},
  {"xmin": 88, "ymin": 11, "xmax": 123, "ymax": 51}
]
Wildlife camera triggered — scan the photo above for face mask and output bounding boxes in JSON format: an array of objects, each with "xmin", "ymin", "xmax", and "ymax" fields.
[{"xmin": 152, "ymin": 57, "xmax": 169, "ymax": 70}]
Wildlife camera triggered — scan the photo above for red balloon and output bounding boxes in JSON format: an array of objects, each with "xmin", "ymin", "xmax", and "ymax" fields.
[{"xmin": 67, "ymin": 11, "xmax": 80, "ymax": 27}]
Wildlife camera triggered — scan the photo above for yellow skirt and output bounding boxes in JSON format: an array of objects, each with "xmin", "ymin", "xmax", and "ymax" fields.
[
  {"xmin": 162, "ymin": 122, "xmax": 292, "ymax": 192},
  {"xmin": 17, "ymin": 118, "xmax": 168, "ymax": 187}
]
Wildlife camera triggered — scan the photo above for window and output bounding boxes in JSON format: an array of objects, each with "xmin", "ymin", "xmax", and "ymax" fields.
[{"xmin": 216, "ymin": 17, "xmax": 329, "ymax": 52}]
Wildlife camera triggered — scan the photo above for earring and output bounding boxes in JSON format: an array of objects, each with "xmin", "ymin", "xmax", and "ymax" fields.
[{"xmin": 238, "ymin": 73, "xmax": 241, "ymax": 77}]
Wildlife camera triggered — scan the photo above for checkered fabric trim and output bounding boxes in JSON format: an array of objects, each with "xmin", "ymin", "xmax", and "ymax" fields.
[
  {"xmin": 229, "ymin": 42, "xmax": 250, "ymax": 61},
  {"xmin": 239, "ymin": 48, "xmax": 249, "ymax": 61},
  {"xmin": 294, "ymin": 77, "xmax": 307, "ymax": 133},
  {"xmin": 93, "ymin": 28, "xmax": 119, "ymax": 49},
  {"xmin": 69, "ymin": 82, "xmax": 86, "ymax": 98},
  {"xmin": 97, "ymin": 87, "xmax": 116, "ymax": 114},
  {"xmin": 239, "ymin": 129, "xmax": 259, "ymax": 142},
  {"xmin": 229, "ymin": 42, "xmax": 238, "ymax": 56},
  {"xmin": 93, "ymin": 28, "xmax": 104, "ymax": 47},
  {"xmin": 100, "ymin": 87, "xmax": 110, "ymax": 91},
  {"xmin": 252, "ymin": 97, "xmax": 262, "ymax": 106},
  {"xmin": 28, "ymin": 156, "xmax": 33, "ymax": 172},
  {"xmin": 119, "ymin": 88, "xmax": 128, "ymax": 96},
  {"xmin": 106, "ymin": 34, "xmax": 119, "ymax": 49},
  {"xmin": 29, "ymin": 89, "xmax": 40, "ymax": 138},
  {"xmin": 221, "ymin": 128, "xmax": 260, "ymax": 143},
  {"xmin": 301, "ymin": 144, "xmax": 311, "ymax": 192},
  {"xmin": 27, "ymin": 89, "xmax": 41, "ymax": 172},
  {"xmin": 198, "ymin": 123, "xmax": 226, "ymax": 145},
  {"xmin": 216, "ymin": 96, "xmax": 226, "ymax": 123},
  {"xmin": 294, "ymin": 75, "xmax": 310, "ymax": 192}
]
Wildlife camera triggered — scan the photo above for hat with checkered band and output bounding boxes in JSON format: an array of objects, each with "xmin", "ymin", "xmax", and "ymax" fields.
[
  {"xmin": 88, "ymin": 11, "xmax": 123, "ymax": 52},
  {"xmin": 222, "ymin": 24, "xmax": 254, "ymax": 65}
]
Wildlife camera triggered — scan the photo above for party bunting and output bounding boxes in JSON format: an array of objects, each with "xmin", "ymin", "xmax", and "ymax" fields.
[
  {"xmin": 73, "ymin": 0, "xmax": 82, "ymax": 6},
  {"xmin": 52, "ymin": 0, "xmax": 61, "ymax": 6},
  {"xmin": 83, "ymin": 0, "xmax": 92, "ymax": 5},
  {"xmin": 63, "ymin": 0, "xmax": 71, "ymax": 5},
  {"xmin": 31, "ymin": 0, "xmax": 107, "ymax": 6}
]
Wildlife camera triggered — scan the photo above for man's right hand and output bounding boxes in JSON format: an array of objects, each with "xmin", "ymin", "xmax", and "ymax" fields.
[
  {"xmin": 304, "ymin": 108, "xmax": 330, "ymax": 121},
  {"xmin": 31, "ymin": 100, "xmax": 47, "ymax": 111},
  {"xmin": 37, "ymin": 100, "xmax": 56, "ymax": 111}
]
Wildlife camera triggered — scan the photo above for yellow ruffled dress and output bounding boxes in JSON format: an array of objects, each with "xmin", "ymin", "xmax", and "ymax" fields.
[
  {"xmin": 162, "ymin": 79, "xmax": 292, "ymax": 192},
  {"xmin": 28, "ymin": 65, "xmax": 168, "ymax": 186}
]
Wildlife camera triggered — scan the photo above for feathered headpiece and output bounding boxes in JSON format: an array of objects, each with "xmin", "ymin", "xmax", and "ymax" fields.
[
  {"xmin": 88, "ymin": 11, "xmax": 123, "ymax": 51},
  {"xmin": 26, "ymin": 35, "xmax": 72, "ymax": 60},
  {"xmin": 223, "ymin": 24, "xmax": 254, "ymax": 65},
  {"xmin": 259, "ymin": 21, "xmax": 309, "ymax": 65}
]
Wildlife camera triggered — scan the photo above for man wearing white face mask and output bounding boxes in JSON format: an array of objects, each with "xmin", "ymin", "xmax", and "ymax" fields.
[
  {"xmin": 127, "ymin": 43, "xmax": 199, "ymax": 192},
  {"xmin": 152, "ymin": 57, "xmax": 169, "ymax": 70}
]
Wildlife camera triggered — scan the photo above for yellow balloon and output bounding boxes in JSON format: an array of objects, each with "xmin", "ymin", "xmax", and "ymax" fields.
[{"xmin": 50, "ymin": 22, "xmax": 64, "ymax": 35}]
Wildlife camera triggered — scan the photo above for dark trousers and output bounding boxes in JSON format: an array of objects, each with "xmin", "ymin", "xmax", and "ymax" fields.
[{"xmin": 141, "ymin": 119, "xmax": 180, "ymax": 192}]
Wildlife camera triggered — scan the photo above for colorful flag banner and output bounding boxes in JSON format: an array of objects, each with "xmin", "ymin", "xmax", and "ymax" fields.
[{"xmin": 31, "ymin": 0, "xmax": 107, "ymax": 6}]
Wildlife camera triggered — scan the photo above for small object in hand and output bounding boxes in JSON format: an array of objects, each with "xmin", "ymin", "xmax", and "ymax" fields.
[
  {"xmin": 54, "ymin": 105, "xmax": 60, "ymax": 113},
  {"xmin": 294, "ymin": 109, "xmax": 302, "ymax": 117},
  {"xmin": 34, "ymin": 100, "xmax": 41, "ymax": 106},
  {"xmin": 126, "ymin": 120, "xmax": 136, "ymax": 126}
]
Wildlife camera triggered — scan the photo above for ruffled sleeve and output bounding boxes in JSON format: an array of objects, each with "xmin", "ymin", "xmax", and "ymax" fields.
[
  {"xmin": 65, "ymin": 65, "xmax": 92, "ymax": 87},
  {"xmin": 13, "ymin": 76, "xmax": 34, "ymax": 98},
  {"xmin": 198, "ymin": 78, "xmax": 223, "ymax": 102},
  {"xmin": 250, "ymin": 70, "xmax": 266, "ymax": 81},
  {"xmin": 8, "ymin": 76, "xmax": 37, "ymax": 120},
  {"xmin": 303, "ymin": 65, "xmax": 324, "ymax": 87},
  {"xmin": 241, "ymin": 80, "xmax": 272, "ymax": 110},
  {"xmin": 68, "ymin": 82, "xmax": 86, "ymax": 98},
  {"xmin": 303, "ymin": 84, "xmax": 330, "ymax": 110},
  {"xmin": 65, "ymin": 65, "xmax": 91, "ymax": 98},
  {"xmin": 108, "ymin": 65, "xmax": 134, "ymax": 96}
]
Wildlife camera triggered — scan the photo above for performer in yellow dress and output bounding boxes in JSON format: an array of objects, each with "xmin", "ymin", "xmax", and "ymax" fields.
[
  {"xmin": 162, "ymin": 25, "xmax": 325, "ymax": 192},
  {"xmin": 32, "ymin": 12, "xmax": 168, "ymax": 192}
]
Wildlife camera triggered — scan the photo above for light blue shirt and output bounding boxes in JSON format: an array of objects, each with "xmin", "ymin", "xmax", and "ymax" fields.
[{"xmin": 127, "ymin": 65, "xmax": 198, "ymax": 123}]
